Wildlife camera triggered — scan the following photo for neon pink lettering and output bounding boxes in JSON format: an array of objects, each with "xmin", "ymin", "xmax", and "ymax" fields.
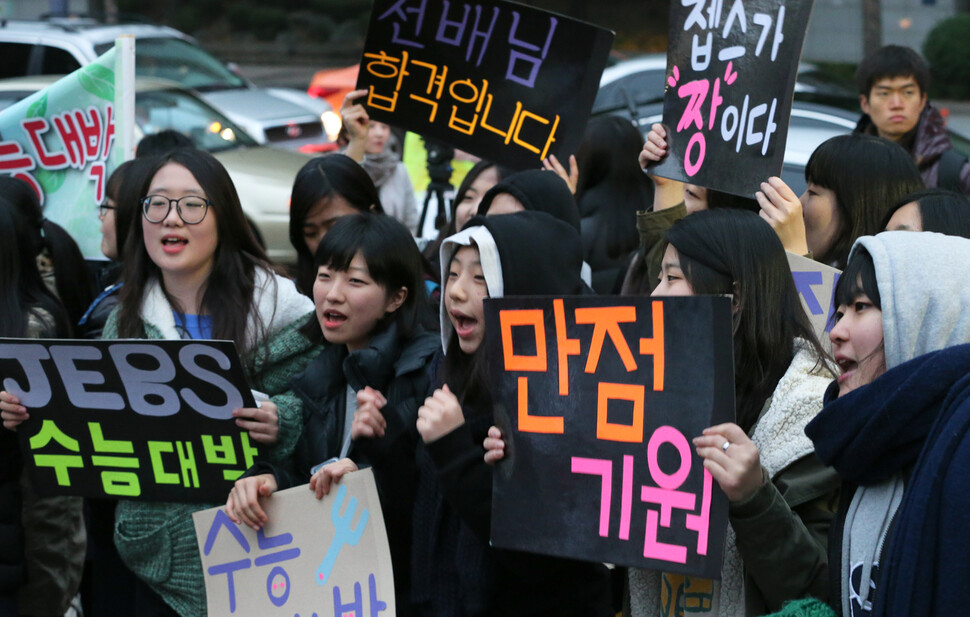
[
  {"xmin": 676, "ymin": 79, "xmax": 709, "ymax": 133},
  {"xmin": 647, "ymin": 426, "xmax": 691, "ymax": 489},
  {"xmin": 684, "ymin": 132, "xmax": 706, "ymax": 177},
  {"xmin": 684, "ymin": 469, "xmax": 713, "ymax": 555},
  {"xmin": 619, "ymin": 454, "xmax": 633, "ymax": 541},
  {"xmin": 709, "ymin": 78, "xmax": 723, "ymax": 130},
  {"xmin": 571, "ymin": 457, "xmax": 612, "ymax": 538}
]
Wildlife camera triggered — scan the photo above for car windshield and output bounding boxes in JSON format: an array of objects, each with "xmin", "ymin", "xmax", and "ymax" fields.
[
  {"xmin": 137, "ymin": 88, "xmax": 257, "ymax": 152},
  {"xmin": 95, "ymin": 38, "xmax": 246, "ymax": 92}
]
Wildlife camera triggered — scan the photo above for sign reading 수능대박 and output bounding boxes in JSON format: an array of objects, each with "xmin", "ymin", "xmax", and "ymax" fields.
[
  {"xmin": 355, "ymin": 0, "xmax": 614, "ymax": 170},
  {"xmin": 649, "ymin": 0, "xmax": 815, "ymax": 197},
  {"xmin": 1, "ymin": 338, "xmax": 260, "ymax": 502},
  {"xmin": 485, "ymin": 296, "xmax": 735, "ymax": 578},
  {"xmin": 193, "ymin": 469, "xmax": 396, "ymax": 616}
]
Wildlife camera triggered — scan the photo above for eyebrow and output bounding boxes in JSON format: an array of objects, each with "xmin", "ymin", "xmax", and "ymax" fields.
[{"xmin": 873, "ymin": 81, "xmax": 918, "ymax": 90}]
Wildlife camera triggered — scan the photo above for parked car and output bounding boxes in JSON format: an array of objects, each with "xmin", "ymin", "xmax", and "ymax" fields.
[
  {"xmin": 0, "ymin": 17, "xmax": 341, "ymax": 152},
  {"xmin": 0, "ymin": 75, "xmax": 311, "ymax": 264}
]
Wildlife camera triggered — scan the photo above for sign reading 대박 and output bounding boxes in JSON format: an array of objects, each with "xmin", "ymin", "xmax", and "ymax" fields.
[
  {"xmin": 2, "ymin": 338, "xmax": 260, "ymax": 502},
  {"xmin": 356, "ymin": 0, "xmax": 614, "ymax": 170},
  {"xmin": 484, "ymin": 295, "xmax": 735, "ymax": 578},
  {"xmin": 649, "ymin": 0, "xmax": 815, "ymax": 197}
]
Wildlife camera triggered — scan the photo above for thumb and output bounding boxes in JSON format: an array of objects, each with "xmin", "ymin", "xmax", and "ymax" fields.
[
  {"xmin": 442, "ymin": 384, "xmax": 451, "ymax": 394},
  {"xmin": 258, "ymin": 481, "xmax": 274, "ymax": 497}
]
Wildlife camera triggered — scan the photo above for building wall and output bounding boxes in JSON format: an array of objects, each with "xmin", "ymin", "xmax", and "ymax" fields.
[{"xmin": 802, "ymin": 0, "xmax": 958, "ymax": 62}]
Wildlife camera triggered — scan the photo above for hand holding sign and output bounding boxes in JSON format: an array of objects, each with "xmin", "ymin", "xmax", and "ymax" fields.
[
  {"xmin": 542, "ymin": 154, "xmax": 579, "ymax": 195},
  {"xmin": 483, "ymin": 425, "xmax": 506, "ymax": 465},
  {"xmin": 310, "ymin": 458, "xmax": 358, "ymax": 500},
  {"xmin": 226, "ymin": 472, "xmax": 278, "ymax": 530},
  {"xmin": 0, "ymin": 391, "xmax": 28, "ymax": 431},
  {"xmin": 693, "ymin": 423, "xmax": 765, "ymax": 503},
  {"xmin": 416, "ymin": 384, "xmax": 465, "ymax": 444},
  {"xmin": 756, "ymin": 176, "xmax": 809, "ymax": 256},
  {"xmin": 233, "ymin": 401, "xmax": 279, "ymax": 444},
  {"xmin": 639, "ymin": 124, "xmax": 669, "ymax": 169},
  {"xmin": 341, "ymin": 89, "xmax": 370, "ymax": 163}
]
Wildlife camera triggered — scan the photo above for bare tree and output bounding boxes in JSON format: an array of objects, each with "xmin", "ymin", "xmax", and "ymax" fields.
[{"xmin": 862, "ymin": 0, "xmax": 882, "ymax": 56}]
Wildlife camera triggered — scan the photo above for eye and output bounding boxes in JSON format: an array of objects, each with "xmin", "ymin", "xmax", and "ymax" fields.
[
  {"xmin": 349, "ymin": 277, "xmax": 367, "ymax": 285},
  {"xmin": 447, "ymin": 269, "xmax": 459, "ymax": 279},
  {"xmin": 474, "ymin": 274, "xmax": 486, "ymax": 282},
  {"xmin": 834, "ymin": 309, "xmax": 845, "ymax": 323},
  {"xmin": 854, "ymin": 301, "xmax": 871, "ymax": 312}
]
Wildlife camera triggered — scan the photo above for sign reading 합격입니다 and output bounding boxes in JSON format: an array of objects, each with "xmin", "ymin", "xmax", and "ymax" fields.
[
  {"xmin": 1, "ymin": 338, "xmax": 260, "ymax": 502},
  {"xmin": 650, "ymin": 0, "xmax": 815, "ymax": 197},
  {"xmin": 485, "ymin": 296, "xmax": 735, "ymax": 578},
  {"xmin": 356, "ymin": 0, "xmax": 614, "ymax": 170}
]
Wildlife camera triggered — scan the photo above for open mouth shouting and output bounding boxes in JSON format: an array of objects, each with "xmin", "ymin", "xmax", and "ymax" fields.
[
  {"xmin": 450, "ymin": 310, "xmax": 479, "ymax": 339},
  {"xmin": 161, "ymin": 234, "xmax": 188, "ymax": 254}
]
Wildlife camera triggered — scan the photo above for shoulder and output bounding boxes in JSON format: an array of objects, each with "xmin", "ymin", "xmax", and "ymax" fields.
[
  {"xmin": 25, "ymin": 307, "xmax": 56, "ymax": 338},
  {"xmin": 251, "ymin": 269, "xmax": 315, "ymax": 335}
]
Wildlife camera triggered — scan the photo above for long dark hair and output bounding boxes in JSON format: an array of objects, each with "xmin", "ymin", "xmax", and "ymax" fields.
[
  {"xmin": 0, "ymin": 176, "xmax": 93, "ymax": 329},
  {"xmin": 805, "ymin": 133, "xmax": 924, "ymax": 269},
  {"xmin": 300, "ymin": 212, "xmax": 426, "ymax": 344},
  {"xmin": 575, "ymin": 115, "xmax": 654, "ymax": 259},
  {"xmin": 665, "ymin": 209, "xmax": 831, "ymax": 432},
  {"xmin": 116, "ymin": 149, "xmax": 272, "ymax": 358},
  {"xmin": 881, "ymin": 188, "xmax": 970, "ymax": 238},
  {"xmin": 0, "ymin": 203, "xmax": 70, "ymax": 338},
  {"xmin": 289, "ymin": 154, "xmax": 384, "ymax": 296}
]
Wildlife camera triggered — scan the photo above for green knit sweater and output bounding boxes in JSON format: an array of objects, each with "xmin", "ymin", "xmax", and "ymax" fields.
[{"xmin": 104, "ymin": 273, "xmax": 320, "ymax": 616}]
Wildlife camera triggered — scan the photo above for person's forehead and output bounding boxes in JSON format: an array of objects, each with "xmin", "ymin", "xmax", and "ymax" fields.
[{"xmin": 871, "ymin": 75, "xmax": 920, "ymax": 89}]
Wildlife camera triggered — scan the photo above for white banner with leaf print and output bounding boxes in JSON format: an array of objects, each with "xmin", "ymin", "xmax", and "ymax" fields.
[{"xmin": 0, "ymin": 39, "xmax": 135, "ymax": 259}]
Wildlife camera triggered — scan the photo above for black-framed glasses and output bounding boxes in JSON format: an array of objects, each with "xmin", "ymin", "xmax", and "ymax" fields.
[
  {"xmin": 97, "ymin": 202, "xmax": 115, "ymax": 219},
  {"xmin": 141, "ymin": 195, "xmax": 210, "ymax": 225}
]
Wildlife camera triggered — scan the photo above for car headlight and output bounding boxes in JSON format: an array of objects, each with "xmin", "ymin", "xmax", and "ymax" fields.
[{"xmin": 321, "ymin": 110, "xmax": 342, "ymax": 142}]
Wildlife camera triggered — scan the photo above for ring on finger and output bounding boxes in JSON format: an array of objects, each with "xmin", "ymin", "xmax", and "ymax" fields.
[{"xmin": 721, "ymin": 441, "xmax": 732, "ymax": 452}]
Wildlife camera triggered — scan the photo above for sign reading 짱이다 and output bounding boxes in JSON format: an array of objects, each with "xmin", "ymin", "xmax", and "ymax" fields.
[
  {"xmin": 356, "ymin": 0, "xmax": 614, "ymax": 170},
  {"xmin": 649, "ymin": 0, "xmax": 815, "ymax": 197},
  {"xmin": 1, "ymin": 338, "xmax": 259, "ymax": 502},
  {"xmin": 193, "ymin": 469, "xmax": 395, "ymax": 617},
  {"xmin": 484, "ymin": 296, "xmax": 735, "ymax": 578}
]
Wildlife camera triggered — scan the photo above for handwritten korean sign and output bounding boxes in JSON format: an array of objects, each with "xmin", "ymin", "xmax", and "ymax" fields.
[
  {"xmin": 787, "ymin": 251, "xmax": 841, "ymax": 341},
  {"xmin": 484, "ymin": 296, "xmax": 735, "ymax": 578},
  {"xmin": 356, "ymin": 0, "xmax": 614, "ymax": 170},
  {"xmin": 193, "ymin": 470, "xmax": 395, "ymax": 617},
  {"xmin": 650, "ymin": 0, "xmax": 815, "ymax": 196},
  {"xmin": 2, "ymin": 338, "xmax": 259, "ymax": 502}
]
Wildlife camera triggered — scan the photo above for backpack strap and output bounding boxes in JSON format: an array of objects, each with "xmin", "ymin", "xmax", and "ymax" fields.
[{"xmin": 937, "ymin": 148, "xmax": 968, "ymax": 192}]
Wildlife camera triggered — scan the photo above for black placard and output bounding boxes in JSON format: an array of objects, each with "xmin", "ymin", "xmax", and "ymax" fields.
[
  {"xmin": 1, "ymin": 338, "xmax": 259, "ymax": 502},
  {"xmin": 356, "ymin": 0, "xmax": 614, "ymax": 170},
  {"xmin": 650, "ymin": 0, "xmax": 815, "ymax": 197},
  {"xmin": 484, "ymin": 296, "xmax": 735, "ymax": 578}
]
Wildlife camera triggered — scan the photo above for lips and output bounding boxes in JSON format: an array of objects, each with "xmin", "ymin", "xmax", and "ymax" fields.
[
  {"xmin": 450, "ymin": 310, "xmax": 478, "ymax": 338},
  {"xmin": 161, "ymin": 234, "xmax": 188, "ymax": 254},
  {"xmin": 835, "ymin": 354, "xmax": 858, "ymax": 384},
  {"xmin": 321, "ymin": 309, "xmax": 347, "ymax": 329}
]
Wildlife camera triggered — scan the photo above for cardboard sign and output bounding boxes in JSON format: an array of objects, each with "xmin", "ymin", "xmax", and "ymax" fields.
[
  {"xmin": 650, "ymin": 0, "xmax": 815, "ymax": 197},
  {"xmin": 787, "ymin": 252, "xmax": 841, "ymax": 341},
  {"xmin": 484, "ymin": 296, "xmax": 735, "ymax": 578},
  {"xmin": 0, "ymin": 45, "xmax": 132, "ymax": 258},
  {"xmin": 1, "ymin": 338, "xmax": 259, "ymax": 502},
  {"xmin": 356, "ymin": 0, "xmax": 614, "ymax": 170},
  {"xmin": 193, "ymin": 469, "xmax": 395, "ymax": 617}
]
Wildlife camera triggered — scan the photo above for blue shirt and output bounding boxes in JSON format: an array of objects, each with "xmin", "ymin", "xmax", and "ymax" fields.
[{"xmin": 174, "ymin": 312, "xmax": 213, "ymax": 340}]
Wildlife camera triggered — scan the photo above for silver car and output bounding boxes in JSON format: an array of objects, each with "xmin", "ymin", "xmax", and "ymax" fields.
[
  {"xmin": 0, "ymin": 18, "xmax": 341, "ymax": 151},
  {"xmin": 0, "ymin": 75, "xmax": 311, "ymax": 264}
]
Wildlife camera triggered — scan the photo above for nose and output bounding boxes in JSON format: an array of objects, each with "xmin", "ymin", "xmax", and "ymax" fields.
[
  {"xmin": 161, "ymin": 200, "xmax": 182, "ymax": 226},
  {"xmin": 889, "ymin": 91, "xmax": 904, "ymax": 107},
  {"xmin": 829, "ymin": 312, "xmax": 848, "ymax": 345},
  {"xmin": 447, "ymin": 276, "xmax": 467, "ymax": 303},
  {"xmin": 325, "ymin": 279, "xmax": 345, "ymax": 302}
]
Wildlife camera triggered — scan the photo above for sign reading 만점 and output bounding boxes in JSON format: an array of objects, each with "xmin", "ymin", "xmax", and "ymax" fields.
[
  {"xmin": 484, "ymin": 296, "xmax": 735, "ymax": 578},
  {"xmin": 356, "ymin": 0, "xmax": 614, "ymax": 170},
  {"xmin": 193, "ymin": 469, "xmax": 396, "ymax": 617},
  {"xmin": 1, "ymin": 338, "xmax": 260, "ymax": 502},
  {"xmin": 649, "ymin": 0, "xmax": 815, "ymax": 197}
]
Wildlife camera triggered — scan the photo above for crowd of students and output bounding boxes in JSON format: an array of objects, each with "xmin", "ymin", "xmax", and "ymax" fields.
[{"xmin": 1, "ymin": 43, "xmax": 970, "ymax": 617}]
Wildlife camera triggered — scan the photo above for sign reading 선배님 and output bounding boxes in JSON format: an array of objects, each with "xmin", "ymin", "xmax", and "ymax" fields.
[
  {"xmin": 484, "ymin": 295, "xmax": 735, "ymax": 578},
  {"xmin": 193, "ymin": 469, "xmax": 396, "ymax": 617},
  {"xmin": 649, "ymin": 0, "xmax": 815, "ymax": 197},
  {"xmin": 355, "ymin": 0, "xmax": 614, "ymax": 170},
  {"xmin": 2, "ymin": 338, "xmax": 259, "ymax": 502}
]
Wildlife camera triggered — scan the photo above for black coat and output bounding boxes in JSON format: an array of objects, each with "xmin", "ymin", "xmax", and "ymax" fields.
[
  {"xmin": 256, "ymin": 323, "xmax": 439, "ymax": 617},
  {"xmin": 0, "ymin": 429, "xmax": 24, "ymax": 596}
]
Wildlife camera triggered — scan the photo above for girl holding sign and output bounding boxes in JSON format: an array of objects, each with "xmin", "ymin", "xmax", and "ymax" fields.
[
  {"xmin": 798, "ymin": 232, "xmax": 970, "ymax": 617},
  {"xmin": 3, "ymin": 148, "xmax": 321, "ymax": 616},
  {"xmin": 411, "ymin": 211, "xmax": 613, "ymax": 617},
  {"xmin": 226, "ymin": 212, "xmax": 438, "ymax": 616},
  {"xmin": 627, "ymin": 209, "xmax": 838, "ymax": 616}
]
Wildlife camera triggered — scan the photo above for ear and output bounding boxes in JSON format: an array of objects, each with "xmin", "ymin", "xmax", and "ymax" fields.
[
  {"xmin": 859, "ymin": 94, "xmax": 870, "ymax": 115},
  {"xmin": 384, "ymin": 286, "xmax": 408, "ymax": 315},
  {"xmin": 918, "ymin": 90, "xmax": 928, "ymax": 113}
]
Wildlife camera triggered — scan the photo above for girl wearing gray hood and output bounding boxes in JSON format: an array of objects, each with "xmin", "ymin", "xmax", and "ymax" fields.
[{"xmin": 799, "ymin": 231, "xmax": 970, "ymax": 617}]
